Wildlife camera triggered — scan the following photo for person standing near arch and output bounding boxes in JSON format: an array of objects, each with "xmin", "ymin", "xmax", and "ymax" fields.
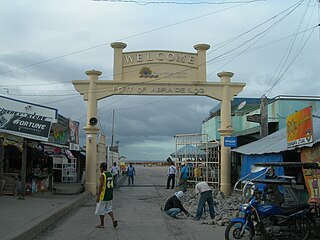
[
  {"xmin": 127, "ymin": 163, "xmax": 136, "ymax": 186},
  {"xmin": 111, "ymin": 162, "xmax": 119, "ymax": 188},
  {"xmin": 166, "ymin": 162, "xmax": 176, "ymax": 189}
]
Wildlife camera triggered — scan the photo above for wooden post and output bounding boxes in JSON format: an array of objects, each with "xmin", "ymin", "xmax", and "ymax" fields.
[
  {"xmin": 0, "ymin": 138, "xmax": 4, "ymax": 181},
  {"xmin": 260, "ymin": 96, "xmax": 268, "ymax": 138},
  {"xmin": 20, "ymin": 138, "xmax": 27, "ymax": 199}
]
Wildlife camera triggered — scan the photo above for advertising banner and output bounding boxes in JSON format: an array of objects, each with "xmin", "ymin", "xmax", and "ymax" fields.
[
  {"xmin": 68, "ymin": 119, "xmax": 79, "ymax": 144},
  {"xmin": 0, "ymin": 111, "xmax": 52, "ymax": 142},
  {"xmin": 286, "ymin": 106, "xmax": 313, "ymax": 148},
  {"xmin": 301, "ymin": 143, "xmax": 320, "ymax": 203}
]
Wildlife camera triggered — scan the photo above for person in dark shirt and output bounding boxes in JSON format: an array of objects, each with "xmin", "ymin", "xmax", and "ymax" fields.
[{"xmin": 164, "ymin": 191, "xmax": 189, "ymax": 218}]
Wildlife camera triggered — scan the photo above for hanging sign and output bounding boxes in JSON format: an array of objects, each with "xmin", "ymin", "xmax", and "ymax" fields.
[
  {"xmin": 224, "ymin": 136, "xmax": 237, "ymax": 147},
  {"xmin": 286, "ymin": 106, "xmax": 313, "ymax": 148}
]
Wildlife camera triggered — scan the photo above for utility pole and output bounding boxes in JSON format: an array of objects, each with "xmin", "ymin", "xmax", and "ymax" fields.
[
  {"xmin": 111, "ymin": 109, "xmax": 115, "ymax": 164},
  {"xmin": 111, "ymin": 109, "xmax": 115, "ymax": 148},
  {"xmin": 260, "ymin": 95, "xmax": 268, "ymax": 138}
]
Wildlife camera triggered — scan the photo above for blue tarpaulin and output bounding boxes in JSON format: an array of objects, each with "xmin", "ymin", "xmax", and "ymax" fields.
[{"xmin": 170, "ymin": 144, "xmax": 206, "ymax": 158}]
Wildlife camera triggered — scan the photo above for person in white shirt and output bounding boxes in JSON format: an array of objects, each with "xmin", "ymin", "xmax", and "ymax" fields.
[
  {"xmin": 194, "ymin": 181, "xmax": 215, "ymax": 221},
  {"xmin": 111, "ymin": 162, "xmax": 119, "ymax": 188},
  {"xmin": 166, "ymin": 162, "xmax": 177, "ymax": 189}
]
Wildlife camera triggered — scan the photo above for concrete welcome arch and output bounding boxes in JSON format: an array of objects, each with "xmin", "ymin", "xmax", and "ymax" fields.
[{"xmin": 72, "ymin": 42, "xmax": 245, "ymax": 196}]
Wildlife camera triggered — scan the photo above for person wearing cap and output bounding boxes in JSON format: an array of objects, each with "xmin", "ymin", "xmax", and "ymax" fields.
[
  {"xmin": 95, "ymin": 162, "xmax": 118, "ymax": 229},
  {"xmin": 194, "ymin": 181, "xmax": 215, "ymax": 221},
  {"xmin": 164, "ymin": 191, "xmax": 189, "ymax": 218}
]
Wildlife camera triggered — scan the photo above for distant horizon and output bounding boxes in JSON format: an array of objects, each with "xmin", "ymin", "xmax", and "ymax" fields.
[{"xmin": 126, "ymin": 159, "xmax": 167, "ymax": 163}]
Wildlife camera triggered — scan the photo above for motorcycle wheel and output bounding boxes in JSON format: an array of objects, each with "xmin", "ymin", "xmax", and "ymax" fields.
[
  {"xmin": 225, "ymin": 222, "xmax": 254, "ymax": 240},
  {"xmin": 293, "ymin": 216, "xmax": 311, "ymax": 240}
]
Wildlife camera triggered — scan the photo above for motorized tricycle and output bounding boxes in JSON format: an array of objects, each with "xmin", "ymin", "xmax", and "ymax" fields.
[{"xmin": 225, "ymin": 162, "xmax": 320, "ymax": 240}]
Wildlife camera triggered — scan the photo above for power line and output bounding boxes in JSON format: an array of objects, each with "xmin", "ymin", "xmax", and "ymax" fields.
[
  {"xmin": 207, "ymin": 0, "xmax": 305, "ymax": 56},
  {"xmin": 207, "ymin": 0, "xmax": 304, "ymax": 76},
  {"xmin": 264, "ymin": 27, "xmax": 316, "ymax": 96},
  {"xmin": 92, "ymin": 0, "xmax": 264, "ymax": 5},
  {"xmin": 263, "ymin": 0, "xmax": 317, "ymax": 96},
  {"xmin": 0, "ymin": 0, "xmax": 259, "ymax": 76},
  {"xmin": 3, "ymin": 25, "xmax": 317, "ymax": 97}
]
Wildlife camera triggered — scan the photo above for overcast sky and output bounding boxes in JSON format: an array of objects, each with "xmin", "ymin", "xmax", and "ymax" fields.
[{"xmin": 1, "ymin": 0, "xmax": 319, "ymax": 161}]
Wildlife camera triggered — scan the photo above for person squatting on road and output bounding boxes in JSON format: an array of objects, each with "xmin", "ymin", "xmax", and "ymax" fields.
[
  {"xmin": 194, "ymin": 181, "xmax": 215, "ymax": 221},
  {"xmin": 127, "ymin": 163, "xmax": 136, "ymax": 185},
  {"xmin": 111, "ymin": 162, "xmax": 119, "ymax": 188},
  {"xmin": 95, "ymin": 162, "xmax": 118, "ymax": 229},
  {"xmin": 166, "ymin": 162, "xmax": 177, "ymax": 189},
  {"xmin": 164, "ymin": 191, "xmax": 190, "ymax": 218}
]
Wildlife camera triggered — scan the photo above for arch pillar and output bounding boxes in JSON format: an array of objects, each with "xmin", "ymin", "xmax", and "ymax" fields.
[
  {"xmin": 84, "ymin": 70, "xmax": 101, "ymax": 195},
  {"xmin": 217, "ymin": 71, "xmax": 234, "ymax": 196},
  {"xmin": 111, "ymin": 42, "xmax": 127, "ymax": 81}
]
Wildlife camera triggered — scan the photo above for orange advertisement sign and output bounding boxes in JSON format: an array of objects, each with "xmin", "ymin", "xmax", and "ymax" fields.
[{"xmin": 286, "ymin": 106, "xmax": 313, "ymax": 148}]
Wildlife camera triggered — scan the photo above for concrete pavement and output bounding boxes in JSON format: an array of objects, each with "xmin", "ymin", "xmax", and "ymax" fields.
[
  {"xmin": 0, "ymin": 191, "xmax": 91, "ymax": 240},
  {"xmin": 0, "ymin": 174, "xmax": 127, "ymax": 240},
  {"xmin": 31, "ymin": 166, "xmax": 227, "ymax": 240}
]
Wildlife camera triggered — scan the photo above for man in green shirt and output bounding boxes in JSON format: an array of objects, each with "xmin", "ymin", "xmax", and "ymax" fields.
[{"xmin": 95, "ymin": 162, "xmax": 118, "ymax": 229}]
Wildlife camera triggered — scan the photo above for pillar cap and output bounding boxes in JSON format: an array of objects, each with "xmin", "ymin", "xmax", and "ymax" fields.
[
  {"xmin": 217, "ymin": 71, "xmax": 234, "ymax": 78},
  {"xmin": 110, "ymin": 42, "xmax": 127, "ymax": 49},
  {"xmin": 194, "ymin": 44, "xmax": 210, "ymax": 51},
  {"xmin": 85, "ymin": 70, "xmax": 102, "ymax": 76}
]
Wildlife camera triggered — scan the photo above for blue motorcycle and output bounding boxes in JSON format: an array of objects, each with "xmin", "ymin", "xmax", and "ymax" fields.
[{"xmin": 225, "ymin": 196, "xmax": 311, "ymax": 240}]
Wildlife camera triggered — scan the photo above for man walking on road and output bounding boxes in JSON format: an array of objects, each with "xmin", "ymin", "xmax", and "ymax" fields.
[
  {"xmin": 127, "ymin": 163, "xmax": 136, "ymax": 186},
  {"xmin": 95, "ymin": 162, "xmax": 118, "ymax": 229},
  {"xmin": 194, "ymin": 181, "xmax": 215, "ymax": 221}
]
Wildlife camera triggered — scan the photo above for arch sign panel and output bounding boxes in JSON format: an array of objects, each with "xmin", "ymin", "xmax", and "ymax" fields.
[{"xmin": 72, "ymin": 42, "xmax": 246, "ymax": 196}]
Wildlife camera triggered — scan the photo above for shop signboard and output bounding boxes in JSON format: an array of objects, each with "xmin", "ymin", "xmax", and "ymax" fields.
[
  {"xmin": 0, "ymin": 95, "xmax": 57, "ymax": 141},
  {"xmin": 286, "ymin": 106, "xmax": 313, "ymax": 148},
  {"xmin": 0, "ymin": 95, "xmax": 58, "ymax": 123},
  {"xmin": 0, "ymin": 113, "xmax": 52, "ymax": 142}
]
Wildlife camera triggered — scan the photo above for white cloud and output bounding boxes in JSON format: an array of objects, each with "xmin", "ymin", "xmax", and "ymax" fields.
[{"xmin": 1, "ymin": 0, "xmax": 319, "ymax": 160}]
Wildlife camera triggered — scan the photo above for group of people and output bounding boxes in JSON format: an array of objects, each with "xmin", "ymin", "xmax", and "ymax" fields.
[
  {"xmin": 164, "ymin": 162, "xmax": 216, "ymax": 221},
  {"xmin": 94, "ymin": 160, "xmax": 215, "ymax": 229}
]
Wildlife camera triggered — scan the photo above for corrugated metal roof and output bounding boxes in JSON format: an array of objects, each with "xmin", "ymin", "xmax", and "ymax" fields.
[{"xmin": 232, "ymin": 114, "xmax": 320, "ymax": 155}]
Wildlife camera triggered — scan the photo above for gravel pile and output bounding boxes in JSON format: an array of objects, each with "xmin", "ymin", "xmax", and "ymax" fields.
[{"xmin": 181, "ymin": 189, "xmax": 244, "ymax": 225}]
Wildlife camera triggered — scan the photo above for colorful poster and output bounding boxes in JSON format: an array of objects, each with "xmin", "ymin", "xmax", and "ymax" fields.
[
  {"xmin": 301, "ymin": 143, "xmax": 320, "ymax": 203},
  {"xmin": 286, "ymin": 106, "xmax": 313, "ymax": 148},
  {"xmin": 68, "ymin": 119, "xmax": 79, "ymax": 144}
]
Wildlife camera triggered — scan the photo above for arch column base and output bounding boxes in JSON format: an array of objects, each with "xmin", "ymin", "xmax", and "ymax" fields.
[
  {"xmin": 84, "ymin": 126, "xmax": 100, "ymax": 196},
  {"xmin": 218, "ymin": 128, "xmax": 234, "ymax": 196}
]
